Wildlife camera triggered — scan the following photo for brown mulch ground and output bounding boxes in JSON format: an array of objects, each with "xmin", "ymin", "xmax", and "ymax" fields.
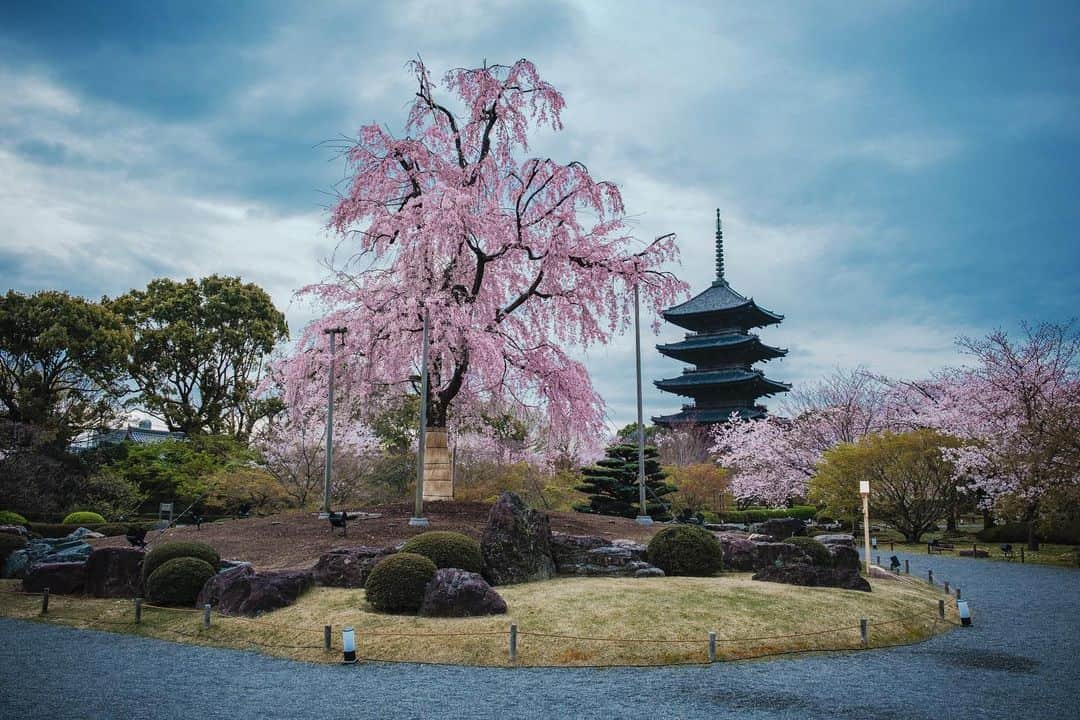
[{"xmin": 90, "ymin": 502, "xmax": 660, "ymax": 571}]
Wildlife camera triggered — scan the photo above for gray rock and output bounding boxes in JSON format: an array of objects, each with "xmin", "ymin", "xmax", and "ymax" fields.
[
  {"xmin": 828, "ymin": 544, "xmax": 861, "ymax": 571},
  {"xmin": 754, "ymin": 518, "xmax": 806, "ymax": 540},
  {"xmin": 84, "ymin": 547, "xmax": 144, "ymax": 598},
  {"xmin": 633, "ymin": 567, "xmax": 665, "ymax": 578},
  {"xmin": 480, "ymin": 492, "xmax": 555, "ymax": 586},
  {"xmin": 2, "ymin": 549, "xmax": 29, "ymax": 578},
  {"xmin": 550, "ymin": 534, "xmax": 661, "ymax": 577},
  {"xmin": 747, "ymin": 533, "xmax": 773, "ymax": 543},
  {"xmin": 218, "ymin": 560, "xmax": 253, "ymax": 573},
  {"xmin": 419, "ymin": 568, "xmax": 507, "ymax": 617},
  {"xmin": 23, "ymin": 562, "xmax": 87, "ymax": 595},
  {"xmin": 67, "ymin": 527, "xmax": 101, "ymax": 541},
  {"xmin": 312, "ymin": 546, "xmax": 396, "ymax": 588},
  {"xmin": 716, "ymin": 534, "xmax": 812, "ymax": 572},
  {"xmin": 814, "ymin": 534, "xmax": 856, "ymax": 546},
  {"xmin": 752, "ymin": 564, "xmax": 871, "ymax": 592},
  {"xmin": 197, "ymin": 565, "xmax": 315, "ymax": 617},
  {"xmin": 0, "ymin": 524, "xmax": 28, "ymax": 536}
]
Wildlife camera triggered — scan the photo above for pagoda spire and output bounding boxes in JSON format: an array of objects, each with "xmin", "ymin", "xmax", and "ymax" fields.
[{"xmin": 714, "ymin": 209, "xmax": 725, "ymax": 285}]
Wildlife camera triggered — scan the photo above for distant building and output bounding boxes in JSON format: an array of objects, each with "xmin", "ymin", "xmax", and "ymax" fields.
[
  {"xmin": 653, "ymin": 211, "xmax": 790, "ymax": 426},
  {"xmin": 71, "ymin": 419, "xmax": 186, "ymax": 452}
]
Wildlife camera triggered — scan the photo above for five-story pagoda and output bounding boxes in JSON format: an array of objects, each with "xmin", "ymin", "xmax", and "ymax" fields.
[{"xmin": 653, "ymin": 211, "xmax": 789, "ymax": 426}]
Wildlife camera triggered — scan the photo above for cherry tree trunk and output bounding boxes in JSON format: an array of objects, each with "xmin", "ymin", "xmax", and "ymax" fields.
[{"xmin": 422, "ymin": 426, "xmax": 454, "ymax": 501}]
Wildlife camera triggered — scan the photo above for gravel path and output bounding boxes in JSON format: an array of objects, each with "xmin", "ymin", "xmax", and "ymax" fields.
[{"xmin": 1, "ymin": 551, "xmax": 1076, "ymax": 719}]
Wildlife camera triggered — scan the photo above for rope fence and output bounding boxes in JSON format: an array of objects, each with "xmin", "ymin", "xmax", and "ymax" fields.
[{"xmin": 0, "ymin": 581, "xmax": 962, "ymax": 668}]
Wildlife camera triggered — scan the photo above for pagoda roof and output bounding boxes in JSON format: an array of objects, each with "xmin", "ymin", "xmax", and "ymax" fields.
[
  {"xmin": 662, "ymin": 281, "xmax": 783, "ymax": 330},
  {"xmin": 654, "ymin": 368, "xmax": 791, "ymax": 397},
  {"xmin": 653, "ymin": 406, "xmax": 766, "ymax": 426},
  {"xmin": 657, "ymin": 332, "xmax": 786, "ymax": 362}
]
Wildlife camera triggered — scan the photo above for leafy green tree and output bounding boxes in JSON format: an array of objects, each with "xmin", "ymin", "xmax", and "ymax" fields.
[
  {"xmin": 109, "ymin": 276, "xmax": 288, "ymax": 439},
  {"xmin": 574, "ymin": 443, "xmax": 675, "ymax": 520},
  {"xmin": 810, "ymin": 430, "xmax": 962, "ymax": 543},
  {"xmin": 0, "ymin": 290, "xmax": 131, "ymax": 445}
]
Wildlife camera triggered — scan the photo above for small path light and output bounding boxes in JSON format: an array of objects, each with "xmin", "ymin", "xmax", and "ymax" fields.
[
  {"xmin": 958, "ymin": 600, "xmax": 972, "ymax": 627},
  {"xmin": 342, "ymin": 626, "xmax": 357, "ymax": 664}
]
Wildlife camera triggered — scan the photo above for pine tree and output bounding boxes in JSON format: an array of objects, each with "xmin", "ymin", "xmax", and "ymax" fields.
[{"xmin": 574, "ymin": 444, "xmax": 675, "ymax": 520}]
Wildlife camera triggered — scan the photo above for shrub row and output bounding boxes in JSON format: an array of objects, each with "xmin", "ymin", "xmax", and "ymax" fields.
[
  {"xmin": 27, "ymin": 521, "xmax": 158, "ymax": 539},
  {"xmin": 0, "ymin": 510, "xmax": 28, "ymax": 526},
  {"xmin": 720, "ymin": 506, "xmax": 817, "ymax": 523}
]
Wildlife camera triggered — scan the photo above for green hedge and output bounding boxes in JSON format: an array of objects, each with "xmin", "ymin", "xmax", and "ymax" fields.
[
  {"xmin": 0, "ymin": 510, "xmax": 28, "ymax": 526},
  {"xmin": 142, "ymin": 541, "xmax": 220, "ymax": 583},
  {"xmin": 62, "ymin": 511, "xmax": 107, "ymax": 525},
  {"xmin": 784, "ymin": 536, "xmax": 832, "ymax": 567},
  {"xmin": 400, "ymin": 531, "xmax": 483, "ymax": 574},
  {"xmin": 0, "ymin": 534, "xmax": 27, "ymax": 567},
  {"xmin": 721, "ymin": 506, "xmax": 816, "ymax": 524},
  {"xmin": 145, "ymin": 557, "xmax": 217, "ymax": 605},
  {"xmin": 647, "ymin": 525, "xmax": 723, "ymax": 577},
  {"xmin": 29, "ymin": 523, "xmax": 86, "ymax": 538},
  {"xmin": 364, "ymin": 553, "xmax": 438, "ymax": 613}
]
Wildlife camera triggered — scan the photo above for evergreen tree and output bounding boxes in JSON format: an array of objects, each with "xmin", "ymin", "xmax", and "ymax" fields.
[{"xmin": 574, "ymin": 443, "xmax": 675, "ymax": 520}]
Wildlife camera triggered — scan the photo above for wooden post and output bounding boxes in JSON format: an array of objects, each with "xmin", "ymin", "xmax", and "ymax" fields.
[
  {"xmin": 956, "ymin": 586, "xmax": 961, "ymax": 601},
  {"xmin": 876, "ymin": 554, "xmax": 881, "ymax": 566},
  {"xmin": 944, "ymin": 581, "xmax": 950, "ymax": 594},
  {"xmin": 203, "ymin": 604, "xmax": 211, "ymax": 629},
  {"xmin": 890, "ymin": 541, "xmax": 895, "ymax": 551},
  {"xmin": 324, "ymin": 625, "xmax": 332, "ymax": 651},
  {"xmin": 509, "ymin": 624, "xmax": 518, "ymax": 663},
  {"xmin": 859, "ymin": 618, "xmax": 868, "ymax": 648},
  {"xmin": 135, "ymin": 597, "xmax": 143, "ymax": 624},
  {"xmin": 928, "ymin": 569, "xmax": 934, "ymax": 585},
  {"xmin": 41, "ymin": 588, "xmax": 49, "ymax": 615},
  {"xmin": 708, "ymin": 631, "xmax": 717, "ymax": 663},
  {"xmin": 904, "ymin": 559, "xmax": 910, "ymax": 574},
  {"xmin": 927, "ymin": 543, "xmax": 931, "ymax": 555},
  {"xmin": 938, "ymin": 599, "xmax": 945, "ymax": 619},
  {"xmin": 1020, "ymin": 547, "xmax": 1025, "ymax": 563}
]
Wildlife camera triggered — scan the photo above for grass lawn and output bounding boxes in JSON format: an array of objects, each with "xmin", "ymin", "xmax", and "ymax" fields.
[
  {"xmin": 0, "ymin": 574, "xmax": 955, "ymax": 667},
  {"xmin": 867, "ymin": 525, "xmax": 1080, "ymax": 569}
]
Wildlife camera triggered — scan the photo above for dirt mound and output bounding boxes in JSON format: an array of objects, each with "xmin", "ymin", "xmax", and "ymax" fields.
[{"xmin": 90, "ymin": 502, "xmax": 658, "ymax": 571}]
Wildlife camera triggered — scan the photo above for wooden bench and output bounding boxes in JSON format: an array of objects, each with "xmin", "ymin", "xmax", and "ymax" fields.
[{"xmin": 927, "ymin": 540, "xmax": 955, "ymax": 554}]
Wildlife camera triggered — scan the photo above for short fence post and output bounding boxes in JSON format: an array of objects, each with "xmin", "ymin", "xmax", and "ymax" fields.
[
  {"xmin": 203, "ymin": 604, "xmax": 211, "ymax": 629},
  {"xmin": 890, "ymin": 541, "xmax": 895, "ymax": 551},
  {"xmin": 876, "ymin": 554, "xmax": 881, "ymax": 566},
  {"xmin": 41, "ymin": 588, "xmax": 49, "ymax": 615},
  {"xmin": 859, "ymin": 618, "xmax": 868, "ymax": 648},
  {"xmin": 135, "ymin": 597, "xmax": 143, "ymax": 624},
  {"xmin": 955, "ymin": 586, "xmax": 961, "ymax": 601},
  {"xmin": 904, "ymin": 559, "xmax": 910, "ymax": 574},
  {"xmin": 944, "ymin": 581, "xmax": 950, "ymax": 595},
  {"xmin": 1020, "ymin": 547, "xmax": 1025, "ymax": 563},
  {"xmin": 324, "ymin": 625, "xmax": 332, "ymax": 651},
  {"xmin": 973, "ymin": 543, "xmax": 977, "ymax": 554},
  {"xmin": 708, "ymin": 631, "xmax": 717, "ymax": 663},
  {"xmin": 509, "ymin": 624, "xmax": 518, "ymax": 663},
  {"xmin": 938, "ymin": 599, "xmax": 945, "ymax": 619},
  {"xmin": 928, "ymin": 569, "xmax": 934, "ymax": 585},
  {"xmin": 927, "ymin": 543, "xmax": 931, "ymax": 555}
]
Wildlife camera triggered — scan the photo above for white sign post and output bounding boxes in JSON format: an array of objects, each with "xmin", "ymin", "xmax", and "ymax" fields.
[{"xmin": 859, "ymin": 481, "xmax": 871, "ymax": 575}]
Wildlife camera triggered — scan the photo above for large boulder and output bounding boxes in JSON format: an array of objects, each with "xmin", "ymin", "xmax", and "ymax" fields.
[
  {"xmin": 2, "ymin": 549, "xmax": 29, "ymax": 579},
  {"xmin": 814, "ymin": 534, "xmax": 856, "ymax": 546},
  {"xmin": 480, "ymin": 492, "xmax": 555, "ymax": 585},
  {"xmin": 84, "ymin": 547, "xmax": 144, "ymax": 598},
  {"xmin": 419, "ymin": 568, "xmax": 507, "ymax": 617},
  {"xmin": 827, "ymin": 544, "xmax": 861, "ymax": 571},
  {"xmin": 550, "ymin": 534, "xmax": 663, "ymax": 577},
  {"xmin": 23, "ymin": 562, "xmax": 87, "ymax": 595},
  {"xmin": 3, "ymin": 535, "xmax": 93, "ymax": 579},
  {"xmin": 197, "ymin": 565, "xmax": 315, "ymax": 616},
  {"xmin": 716, "ymin": 534, "xmax": 812, "ymax": 571},
  {"xmin": 752, "ymin": 564, "xmax": 871, "ymax": 592},
  {"xmin": 755, "ymin": 518, "xmax": 806, "ymax": 540},
  {"xmin": 313, "ymin": 546, "xmax": 397, "ymax": 588}
]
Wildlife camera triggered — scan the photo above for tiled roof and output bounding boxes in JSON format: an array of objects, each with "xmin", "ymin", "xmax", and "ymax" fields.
[
  {"xmin": 653, "ymin": 406, "xmax": 767, "ymax": 425},
  {"xmin": 663, "ymin": 280, "xmax": 783, "ymax": 322},
  {"xmin": 657, "ymin": 332, "xmax": 786, "ymax": 359}
]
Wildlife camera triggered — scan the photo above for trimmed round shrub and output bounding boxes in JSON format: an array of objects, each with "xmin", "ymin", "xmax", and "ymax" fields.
[
  {"xmin": 62, "ymin": 511, "xmax": 106, "ymax": 525},
  {"xmin": 0, "ymin": 510, "xmax": 28, "ymax": 526},
  {"xmin": 0, "ymin": 533, "xmax": 27, "ymax": 567},
  {"xmin": 142, "ymin": 541, "xmax": 221, "ymax": 582},
  {"xmin": 647, "ymin": 525, "xmax": 724, "ymax": 577},
  {"xmin": 145, "ymin": 557, "xmax": 217, "ymax": 606},
  {"xmin": 400, "ymin": 531, "xmax": 483, "ymax": 573},
  {"xmin": 364, "ymin": 553, "xmax": 438, "ymax": 613},
  {"xmin": 785, "ymin": 536, "xmax": 833, "ymax": 567}
]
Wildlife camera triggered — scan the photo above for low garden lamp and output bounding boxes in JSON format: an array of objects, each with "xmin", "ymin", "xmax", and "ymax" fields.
[{"xmin": 342, "ymin": 626, "xmax": 357, "ymax": 664}]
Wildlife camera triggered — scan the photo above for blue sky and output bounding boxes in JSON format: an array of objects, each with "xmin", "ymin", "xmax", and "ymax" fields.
[{"xmin": 1, "ymin": 0, "xmax": 1077, "ymax": 431}]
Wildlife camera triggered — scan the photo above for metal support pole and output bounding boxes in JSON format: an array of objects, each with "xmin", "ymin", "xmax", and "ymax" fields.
[
  {"xmin": 323, "ymin": 327, "xmax": 347, "ymax": 514},
  {"xmin": 708, "ymin": 631, "xmax": 717, "ymax": 663},
  {"xmin": 859, "ymin": 618, "xmax": 868, "ymax": 648},
  {"xmin": 41, "ymin": 588, "xmax": 49, "ymax": 615},
  {"xmin": 410, "ymin": 310, "xmax": 430, "ymax": 528},
  {"xmin": 324, "ymin": 625, "xmax": 332, "ymax": 651},
  {"xmin": 203, "ymin": 604, "xmax": 211, "ymax": 629},
  {"xmin": 633, "ymin": 284, "xmax": 652, "ymax": 526},
  {"xmin": 509, "ymin": 623, "xmax": 518, "ymax": 663},
  {"xmin": 135, "ymin": 597, "xmax": 143, "ymax": 624}
]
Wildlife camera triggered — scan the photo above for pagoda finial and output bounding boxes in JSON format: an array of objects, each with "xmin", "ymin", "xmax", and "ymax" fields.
[{"xmin": 714, "ymin": 209, "xmax": 725, "ymax": 284}]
